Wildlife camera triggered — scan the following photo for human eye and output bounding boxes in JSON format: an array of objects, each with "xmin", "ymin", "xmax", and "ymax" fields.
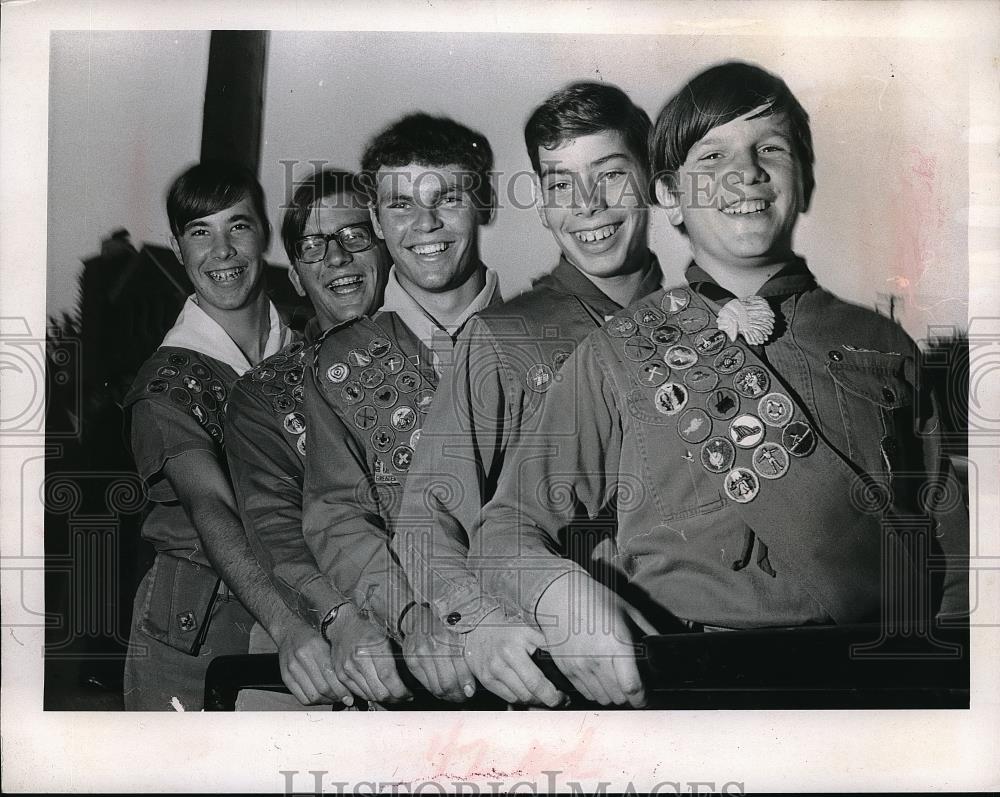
[
  {"xmin": 546, "ymin": 179, "xmax": 572, "ymax": 192},
  {"xmin": 386, "ymin": 199, "xmax": 411, "ymax": 210},
  {"xmin": 697, "ymin": 151, "xmax": 725, "ymax": 162}
]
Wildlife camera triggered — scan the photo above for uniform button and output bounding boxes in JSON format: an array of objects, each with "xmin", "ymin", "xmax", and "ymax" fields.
[
  {"xmin": 882, "ymin": 386, "xmax": 896, "ymax": 403},
  {"xmin": 445, "ymin": 612, "xmax": 462, "ymax": 626},
  {"xmin": 828, "ymin": 350, "xmax": 843, "ymax": 362}
]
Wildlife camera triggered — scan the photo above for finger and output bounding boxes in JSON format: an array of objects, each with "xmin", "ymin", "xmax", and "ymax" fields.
[
  {"xmin": 480, "ymin": 676, "xmax": 521, "ymax": 705},
  {"xmin": 509, "ymin": 656, "xmax": 564, "ymax": 708},
  {"xmin": 340, "ymin": 659, "xmax": 380, "ymax": 703},
  {"xmin": 354, "ymin": 658, "xmax": 393, "ymax": 703},
  {"xmin": 295, "ymin": 652, "xmax": 340, "ymax": 703},
  {"xmin": 613, "ymin": 652, "xmax": 647, "ymax": 709},
  {"xmin": 374, "ymin": 658, "xmax": 412, "ymax": 702},
  {"xmin": 287, "ymin": 660, "xmax": 326, "ymax": 704},
  {"xmin": 433, "ymin": 658, "xmax": 472, "ymax": 702},
  {"xmin": 407, "ymin": 652, "xmax": 443, "ymax": 698},
  {"xmin": 451, "ymin": 655, "xmax": 477, "ymax": 699},
  {"xmin": 282, "ymin": 675, "xmax": 313, "ymax": 707},
  {"xmin": 318, "ymin": 663, "xmax": 355, "ymax": 705},
  {"xmin": 489, "ymin": 661, "xmax": 537, "ymax": 705}
]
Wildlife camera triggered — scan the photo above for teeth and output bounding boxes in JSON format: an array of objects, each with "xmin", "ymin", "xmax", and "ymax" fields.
[
  {"xmin": 574, "ymin": 224, "xmax": 620, "ymax": 243},
  {"xmin": 207, "ymin": 266, "xmax": 246, "ymax": 282},
  {"xmin": 722, "ymin": 199, "xmax": 769, "ymax": 215},
  {"xmin": 328, "ymin": 275, "xmax": 363, "ymax": 288},
  {"xmin": 412, "ymin": 242, "xmax": 449, "ymax": 255}
]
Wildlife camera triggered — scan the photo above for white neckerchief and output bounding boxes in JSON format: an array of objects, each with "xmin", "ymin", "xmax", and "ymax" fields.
[
  {"xmin": 160, "ymin": 295, "xmax": 292, "ymax": 376},
  {"xmin": 380, "ymin": 266, "xmax": 500, "ymax": 374}
]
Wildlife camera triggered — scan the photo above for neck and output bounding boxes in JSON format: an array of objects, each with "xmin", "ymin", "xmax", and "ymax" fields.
[
  {"xmin": 694, "ymin": 254, "xmax": 795, "ymax": 298},
  {"xmin": 577, "ymin": 248, "xmax": 652, "ymax": 307},
  {"xmin": 397, "ymin": 262, "xmax": 488, "ymax": 329},
  {"xmin": 195, "ymin": 290, "xmax": 272, "ymax": 365}
]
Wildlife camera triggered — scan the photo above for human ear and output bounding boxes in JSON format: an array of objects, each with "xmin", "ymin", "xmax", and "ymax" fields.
[
  {"xmin": 655, "ymin": 179, "xmax": 684, "ymax": 228},
  {"xmin": 169, "ymin": 235, "xmax": 183, "ymax": 264},
  {"xmin": 368, "ymin": 202, "xmax": 385, "ymax": 240}
]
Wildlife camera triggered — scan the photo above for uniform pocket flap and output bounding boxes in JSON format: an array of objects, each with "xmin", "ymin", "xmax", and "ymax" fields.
[
  {"xmin": 827, "ymin": 358, "xmax": 913, "ymax": 408},
  {"xmin": 137, "ymin": 555, "xmax": 220, "ymax": 655}
]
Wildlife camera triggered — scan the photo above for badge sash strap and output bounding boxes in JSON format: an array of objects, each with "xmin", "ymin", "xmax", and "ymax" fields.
[
  {"xmin": 313, "ymin": 315, "xmax": 436, "ymax": 505},
  {"xmin": 609, "ymin": 287, "xmax": 901, "ymax": 624},
  {"xmin": 240, "ymin": 339, "xmax": 312, "ymax": 460}
]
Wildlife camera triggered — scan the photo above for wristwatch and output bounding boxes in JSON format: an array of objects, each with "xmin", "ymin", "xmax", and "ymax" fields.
[{"xmin": 319, "ymin": 602, "xmax": 347, "ymax": 643}]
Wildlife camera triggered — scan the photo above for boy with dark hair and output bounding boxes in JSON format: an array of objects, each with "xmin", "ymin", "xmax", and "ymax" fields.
[
  {"xmin": 301, "ymin": 114, "xmax": 504, "ymax": 704},
  {"xmin": 392, "ymin": 81, "xmax": 662, "ymax": 706},
  {"xmin": 123, "ymin": 161, "xmax": 294, "ymax": 710},
  {"xmin": 470, "ymin": 61, "xmax": 968, "ymax": 705},
  {"xmin": 225, "ymin": 168, "xmax": 391, "ymax": 708}
]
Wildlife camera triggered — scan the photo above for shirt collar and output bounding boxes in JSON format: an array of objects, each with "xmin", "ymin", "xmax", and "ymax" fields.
[
  {"xmin": 686, "ymin": 257, "xmax": 816, "ymax": 303},
  {"xmin": 541, "ymin": 251, "xmax": 665, "ymax": 316},
  {"xmin": 379, "ymin": 265, "xmax": 501, "ymax": 350},
  {"xmin": 159, "ymin": 295, "xmax": 292, "ymax": 376}
]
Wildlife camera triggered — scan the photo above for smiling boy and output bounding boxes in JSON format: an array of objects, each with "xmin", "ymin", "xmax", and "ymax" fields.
[
  {"xmin": 470, "ymin": 62, "xmax": 968, "ymax": 705},
  {"xmin": 300, "ymin": 114, "xmax": 503, "ymax": 705},
  {"xmin": 391, "ymin": 82, "xmax": 662, "ymax": 707},
  {"xmin": 122, "ymin": 161, "xmax": 294, "ymax": 710}
]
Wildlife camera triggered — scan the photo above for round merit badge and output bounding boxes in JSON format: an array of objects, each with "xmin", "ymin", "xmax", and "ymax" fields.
[
  {"xmin": 752, "ymin": 442, "xmax": 790, "ymax": 479},
  {"xmin": 650, "ymin": 325, "xmax": 682, "ymax": 347},
  {"xmin": 168, "ymin": 353, "xmax": 190, "ymax": 367},
  {"xmin": 157, "ymin": 365, "xmax": 179, "ymax": 378},
  {"xmin": 637, "ymin": 360, "xmax": 670, "ymax": 388},
  {"xmin": 684, "ymin": 365, "xmax": 719, "ymax": 393},
  {"xmin": 373, "ymin": 385, "xmax": 399, "ymax": 409},
  {"xmin": 677, "ymin": 407, "xmax": 712, "ymax": 444},
  {"xmin": 190, "ymin": 404, "xmax": 208, "ymax": 425},
  {"xmin": 360, "ymin": 367, "xmax": 385, "ymax": 389},
  {"xmin": 414, "ymin": 389, "xmax": 435, "ymax": 413},
  {"xmin": 634, "ymin": 307, "xmax": 666, "ymax": 328},
  {"xmin": 291, "ymin": 384, "xmax": 304, "ymax": 403},
  {"xmin": 371, "ymin": 426, "xmax": 395, "ymax": 452},
  {"xmin": 326, "ymin": 363, "xmax": 350, "ymax": 383},
  {"xmin": 383, "ymin": 353, "xmax": 405, "ymax": 374},
  {"xmin": 396, "ymin": 371, "xmax": 419, "ymax": 393},
  {"xmin": 191, "ymin": 363, "xmax": 210, "ymax": 380},
  {"xmin": 209, "ymin": 381, "xmax": 226, "ymax": 402},
  {"xmin": 347, "ymin": 349, "xmax": 373, "ymax": 368},
  {"xmin": 714, "ymin": 346, "xmax": 745, "ymax": 374},
  {"xmin": 729, "ymin": 414, "xmax": 765, "ymax": 448},
  {"xmin": 733, "ymin": 365, "xmax": 770, "ymax": 398},
  {"xmin": 758, "ymin": 392, "xmax": 793, "ymax": 427},
  {"xmin": 252, "ymin": 368, "xmax": 275, "ymax": 383},
  {"xmin": 694, "ymin": 328, "xmax": 727, "ymax": 356},
  {"xmin": 654, "ymin": 382, "xmax": 689, "ymax": 415},
  {"xmin": 664, "ymin": 345, "xmax": 699, "ymax": 370},
  {"xmin": 283, "ymin": 412, "xmax": 306, "ymax": 435},
  {"xmin": 170, "ymin": 387, "xmax": 191, "ymax": 406},
  {"xmin": 724, "ymin": 467, "xmax": 760, "ymax": 503},
  {"xmin": 182, "ymin": 376, "xmax": 203, "ymax": 393},
  {"xmin": 391, "ymin": 445, "xmax": 414, "ymax": 472},
  {"xmin": 623, "ymin": 336, "xmax": 656, "ymax": 362},
  {"xmin": 675, "ymin": 308, "xmax": 711, "ymax": 335},
  {"xmin": 206, "ymin": 423, "xmax": 224, "ymax": 444},
  {"xmin": 782, "ymin": 420, "xmax": 817, "ymax": 457},
  {"xmin": 341, "ymin": 382, "xmax": 365, "ymax": 405},
  {"xmin": 368, "ymin": 337, "xmax": 392, "ymax": 358},
  {"xmin": 525, "ymin": 363, "xmax": 554, "ymax": 393},
  {"xmin": 701, "ymin": 437, "xmax": 736, "ymax": 473},
  {"xmin": 272, "ymin": 394, "xmax": 295, "ymax": 413},
  {"xmin": 146, "ymin": 379, "xmax": 169, "ymax": 393},
  {"xmin": 283, "ymin": 369, "xmax": 303, "ymax": 386},
  {"xmin": 706, "ymin": 387, "xmax": 741, "ymax": 420},
  {"xmin": 296, "ymin": 433, "xmax": 306, "ymax": 457},
  {"xmin": 409, "ymin": 428, "xmax": 422, "ymax": 448},
  {"xmin": 607, "ymin": 317, "xmax": 638, "ymax": 338},
  {"xmin": 391, "ymin": 405, "xmax": 416, "ymax": 432},
  {"xmin": 354, "ymin": 406, "xmax": 378, "ymax": 430},
  {"xmin": 661, "ymin": 288, "xmax": 690, "ymax": 314}
]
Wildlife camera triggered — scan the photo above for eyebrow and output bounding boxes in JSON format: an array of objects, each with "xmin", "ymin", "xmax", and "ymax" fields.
[
  {"xmin": 692, "ymin": 131, "xmax": 792, "ymax": 150},
  {"xmin": 539, "ymin": 152, "xmax": 633, "ymax": 177},
  {"xmin": 183, "ymin": 213, "xmax": 257, "ymax": 232}
]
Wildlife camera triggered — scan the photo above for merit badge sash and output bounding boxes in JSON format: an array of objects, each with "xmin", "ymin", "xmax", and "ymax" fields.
[
  {"xmin": 126, "ymin": 346, "xmax": 235, "ymax": 449},
  {"xmin": 608, "ymin": 287, "xmax": 894, "ymax": 623},
  {"xmin": 314, "ymin": 315, "xmax": 435, "ymax": 492},
  {"xmin": 239, "ymin": 339, "xmax": 313, "ymax": 461}
]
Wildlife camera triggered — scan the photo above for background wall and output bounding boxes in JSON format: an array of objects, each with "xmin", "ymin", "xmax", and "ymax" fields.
[{"xmin": 48, "ymin": 29, "xmax": 971, "ymax": 342}]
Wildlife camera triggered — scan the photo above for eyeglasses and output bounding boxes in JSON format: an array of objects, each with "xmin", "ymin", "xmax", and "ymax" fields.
[{"xmin": 294, "ymin": 223, "xmax": 375, "ymax": 263}]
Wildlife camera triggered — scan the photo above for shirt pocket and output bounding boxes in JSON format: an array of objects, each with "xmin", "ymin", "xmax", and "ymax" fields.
[
  {"xmin": 623, "ymin": 387, "xmax": 726, "ymax": 524},
  {"xmin": 826, "ymin": 351, "xmax": 917, "ymax": 481}
]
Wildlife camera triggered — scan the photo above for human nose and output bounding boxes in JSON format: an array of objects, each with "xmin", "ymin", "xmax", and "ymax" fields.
[
  {"xmin": 412, "ymin": 205, "xmax": 443, "ymax": 233},
  {"xmin": 574, "ymin": 177, "xmax": 607, "ymax": 218},
  {"xmin": 211, "ymin": 231, "xmax": 237, "ymax": 259},
  {"xmin": 731, "ymin": 148, "xmax": 767, "ymax": 185},
  {"xmin": 323, "ymin": 238, "xmax": 354, "ymax": 268}
]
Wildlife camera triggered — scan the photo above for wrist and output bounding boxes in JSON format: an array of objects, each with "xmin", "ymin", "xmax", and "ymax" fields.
[{"xmin": 320, "ymin": 601, "xmax": 350, "ymax": 644}]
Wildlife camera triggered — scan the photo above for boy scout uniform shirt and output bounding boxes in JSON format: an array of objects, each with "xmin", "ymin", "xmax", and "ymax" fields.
[
  {"xmin": 125, "ymin": 296, "xmax": 292, "ymax": 651},
  {"xmin": 302, "ymin": 269, "xmax": 502, "ymax": 638},
  {"xmin": 393, "ymin": 254, "xmax": 664, "ymax": 633},
  {"xmin": 473, "ymin": 260, "xmax": 968, "ymax": 630},
  {"xmin": 225, "ymin": 318, "xmax": 348, "ymax": 630}
]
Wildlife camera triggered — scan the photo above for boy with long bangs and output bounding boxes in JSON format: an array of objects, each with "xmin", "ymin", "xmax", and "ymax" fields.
[{"xmin": 470, "ymin": 61, "xmax": 968, "ymax": 705}]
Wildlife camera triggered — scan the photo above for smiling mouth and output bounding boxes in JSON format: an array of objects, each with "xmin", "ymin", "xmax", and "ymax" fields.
[
  {"xmin": 574, "ymin": 223, "xmax": 622, "ymax": 244},
  {"xmin": 410, "ymin": 242, "xmax": 451, "ymax": 256},
  {"xmin": 327, "ymin": 275, "xmax": 365, "ymax": 295},
  {"xmin": 207, "ymin": 265, "xmax": 247, "ymax": 283},
  {"xmin": 722, "ymin": 199, "xmax": 771, "ymax": 215}
]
